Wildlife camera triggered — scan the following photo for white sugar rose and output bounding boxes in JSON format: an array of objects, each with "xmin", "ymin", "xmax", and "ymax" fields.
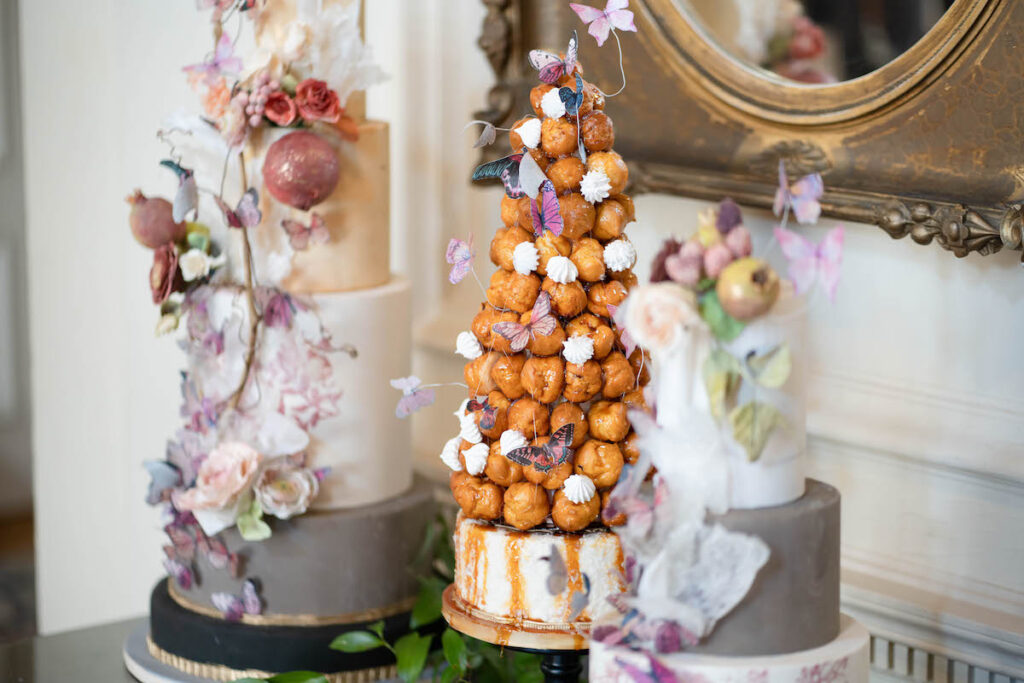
[
  {"xmin": 580, "ymin": 169, "xmax": 612, "ymax": 204},
  {"xmin": 254, "ymin": 460, "xmax": 319, "ymax": 520},
  {"xmin": 514, "ymin": 118, "xmax": 542, "ymax": 149},
  {"xmin": 541, "ymin": 88, "xmax": 567, "ymax": 119},
  {"xmin": 623, "ymin": 284, "xmax": 704, "ymax": 354},
  {"xmin": 604, "ymin": 239, "xmax": 636, "ymax": 272},
  {"xmin": 500, "ymin": 429, "xmax": 528, "ymax": 456},
  {"xmin": 463, "ymin": 443, "xmax": 490, "ymax": 476},
  {"xmin": 547, "ymin": 256, "xmax": 578, "ymax": 284},
  {"xmin": 440, "ymin": 436, "xmax": 464, "ymax": 472},
  {"xmin": 173, "ymin": 441, "xmax": 262, "ymax": 535},
  {"xmin": 563, "ymin": 474, "xmax": 597, "ymax": 504},
  {"xmin": 513, "ymin": 241, "xmax": 540, "ymax": 275},
  {"xmin": 455, "ymin": 331, "xmax": 483, "ymax": 360},
  {"xmin": 562, "ymin": 334, "xmax": 595, "ymax": 365},
  {"xmin": 179, "ymin": 249, "xmax": 212, "ymax": 282}
]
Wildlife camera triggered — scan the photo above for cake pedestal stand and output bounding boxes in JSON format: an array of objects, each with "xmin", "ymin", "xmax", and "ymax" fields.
[{"xmin": 441, "ymin": 585, "xmax": 588, "ymax": 683}]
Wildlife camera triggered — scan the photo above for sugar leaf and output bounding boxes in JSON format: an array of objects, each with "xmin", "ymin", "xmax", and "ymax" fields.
[
  {"xmin": 236, "ymin": 498, "xmax": 271, "ymax": 542},
  {"xmin": 729, "ymin": 401, "xmax": 785, "ymax": 461},
  {"xmin": 699, "ymin": 291, "xmax": 745, "ymax": 342},
  {"xmin": 747, "ymin": 343, "xmax": 792, "ymax": 389},
  {"xmin": 703, "ymin": 348, "xmax": 743, "ymax": 420}
]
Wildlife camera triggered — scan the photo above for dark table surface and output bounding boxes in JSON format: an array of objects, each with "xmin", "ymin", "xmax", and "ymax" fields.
[{"xmin": 0, "ymin": 617, "xmax": 143, "ymax": 682}]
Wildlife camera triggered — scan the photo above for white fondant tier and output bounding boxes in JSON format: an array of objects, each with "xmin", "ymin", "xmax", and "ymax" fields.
[
  {"xmin": 589, "ymin": 614, "xmax": 869, "ymax": 683},
  {"xmin": 309, "ymin": 277, "xmax": 411, "ymax": 509},
  {"xmin": 454, "ymin": 515, "xmax": 626, "ymax": 625}
]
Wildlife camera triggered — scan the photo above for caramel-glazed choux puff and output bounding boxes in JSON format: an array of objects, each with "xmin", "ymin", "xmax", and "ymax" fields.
[
  {"xmin": 516, "ymin": 195, "xmax": 535, "ymax": 232},
  {"xmin": 565, "ymin": 313, "xmax": 616, "ymax": 360},
  {"xmin": 525, "ymin": 313, "xmax": 566, "ymax": 357},
  {"xmin": 587, "ymin": 280, "xmax": 627, "ymax": 317},
  {"xmin": 601, "ymin": 351, "xmax": 635, "ymax": 399},
  {"xmin": 542, "ymin": 278, "xmax": 588, "ymax": 318},
  {"xmin": 507, "ymin": 397, "xmax": 550, "ymax": 439},
  {"xmin": 500, "ymin": 195, "xmax": 519, "ymax": 227},
  {"xmin": 490, "ymin": 353, "xmax": 527, "ymax": 400},
  {"xmin": 486, "ymin": 442, "xmax": 524, "ymax": 487},
  {"xmin": 508, "ymin": 116, "xmax": 536, "ymax": 150},
  {"xmin": 530, "ymin": 84, "xmax": 555, "ymax": 117},
  {"xmin": 586, "ymin": 151, "xmax": 629, "ymax": 196},
  {"xmin": 464, "ymin": 352, "xmax": 499, "ymax": 396},
  {"xmin": 541, "ymin": 117, "xmax": 579, "ymax": 158},
  {"xmin": 502, "ymin": 271, "xmax": 542, "ymax": 314},
  {"xmin": 503, "ymin": 482, "xmax": 550, "ymax": 530},
  {"xmin": 550, "ymin": 402, "xmax": 588, "ymax": 449},
  {"xmin": 621, "ymin": 389, "xmax": 647, "ymax": 413},
  {"xmin": 559, "ymin": 193, "xmax": 597, "ymax": 241},
  {"xmin": 535, "ymin": 232, "xmax": 571, "ymax": 276},
  {"xmin": 485, "ymin": 269, "xmax": 511, "ymax": 310},
  {"xmin": 588, "ymin": 400, "xmax": 630, "ymax": 443},
  {"xmin": 575, "ymin": 439, "xmax": 625, "ymax": 489},
  {"xmin": 547, "ymin": 157, "xmax": 586, "ymax": 195},
  {"xmin": 552, "ymin": 489, "xmax": 601, "ymax": 532},
  {"xmin": 609, "ymin": 269, "xmax": 638, "ymax": 289},
  {"xmin": 491, "ymin": 226, "xmax": 532, "ymax": 271},
  {"xmin": 570, "ymin": 237, "xmax": 606, "ymax": 282},
  {"xmin": 452, "ymin": 475, "xmax": 503, "ymax": 521},
  {"xmin": 581, "ymin": 111, "xmax": 614, "ymax": 153},
  {"xmin": 628, "ymin": 348, "xmax": 652, "ymax": 386},
  {"xmin": 601, "ymin": 490, "xmax": 626, "ymax": 526},
  {"xmin": 471, "ymin": 305, "xmax": 518, "ymax": 350},
  {"xmin": 593, "ymin": 198, "xmax": 629, "ymax": 241},
  {"xmin": 564, "ymin": 359, "xmax": 603, "ymax": 403},
  {"xmin": 621, "ymin": 431, "xmax": 640, "ymax": 465},
  {"xmin": 522, "ymin": 355, "xmax": 566, "ymax": 404},
  {"xmin": 476, "ymin": 390, "xmax": 510, "ymax": 440},
  {"xmin": 612, "ymin": 194, "xmax": 635, "ymax": 222}
]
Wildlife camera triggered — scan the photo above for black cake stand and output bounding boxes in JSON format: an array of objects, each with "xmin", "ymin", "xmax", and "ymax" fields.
[{"xmin": 441, "ymin": 585, "xmax": 588, "ymax": 683}]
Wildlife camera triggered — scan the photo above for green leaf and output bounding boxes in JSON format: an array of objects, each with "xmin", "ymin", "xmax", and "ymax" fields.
[
  {"xmin": 703, "ymin": 348, "xmax": 743, "ymax": 419},
  {"xmin": 511, "ymin": 652, "xmax": 544, "ymax": 683},
  {"xmin": 394, "ymin": 632, "xmax": 433, "ymax": 683},
  {"xmin": 729, "ymin": 401, "xmax": 786, "ymax": 462},
  {"xmin": 236, "ymin": 498, "xmax": 272, "ymax": 542},
  {"xmin": 367, "ymin": 620, "xmax": 386, "ymax": 639},
  {"xmin": 235, "ymin": 674, "xmax": 329, "ymax": 683},
  {"xmin": 186, "ymin": 230, "xmax": 210, "ymax": 253},
  {"xmin": 412, "ymin": 517, "xmax": 441, "ymax": 569},
  {"xmin": 699, "ymin": 291, "xmax": 746, "ymax": 342},
  {"xmin": 746, "ymin": 344, "xmax": 791, "ymax": 389},
  {"xmin": 410, "ymin": 576, "xmax": 446, "ymax": 629},
  {"xmin": 442, "ymin": 628, "xmax": 468, "ymax": 672},
  {"xmin": 441, "ymin": 666, "xmax": 460, "ymax": 683},
  {"xmin": 329, "ymin": 630, "xmax": 386, "ymax": 653}
]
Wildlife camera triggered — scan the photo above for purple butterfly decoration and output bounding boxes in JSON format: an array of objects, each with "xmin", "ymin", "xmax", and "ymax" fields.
[
  {"xmin": 472, "ymin": 151, "xmax": 525, "ymax": 198},
  {"xmin": 282, "ymin": 213, "xmax": 328, "ymax": 251},
  {"xmin": 530, "ymin": 180, "xmax": 564, "ymax": 237},
  {"xmin": 215, "ymin": 188, "xmax": 262, "ymax": 229},
  {"xmin": 164, "ymin": 524, "xmax": 196, "ymax": 562},
  {"xmin": 390, "ymin": 376, "xmax": 436, "ymax": 418},
  {"xmin": 773, "ymin": 160, "xmax": 824, "ymax": 225},
  {"xmin": 558, "ymin": 73, "xmax": 586, "ymax": 117},
  {"xmin": 529, "ymin": 31, "xmax": 578, "ymax": 84},
  {"xmin": 570, "ymin": 0, "xmax": 638, "ymax": 47},
  {"xmin": 773, "ymin": 225, "xmax": 844, "ymax": 301},
  {"xmin": 183, "ymin": 32, "xmax": 243, "ymax": 85},
  {"xmin": 211, "ymin": 579, "xmax": 263, "ymax": 622},
  {"xmin": 160, "ymin": 159, "xmax": 199, "ymax": 223},
  {"xmin": 467, "ymin": 396, "xmax": 498, "ymax": 431},
  {"xmin": 162, "ymin": 556, "xmax": 194, "ymax": 590},
  {"xmin": 446, "ymin": 235, "xmax": 475, "ymax": 284},
  {"xmin": 197, "ymin": 533, "xmax": 241, "ymax": 577},
  {"xmin": 506, "ymin": 423, "xmax": 575, "ymax": 473},
  {"xmin": 145, "ymin": 461, "xmax": 182, "ymax": 505},
  {"xmin": 493, "ymin": 291, "xmax": 558, "ymax": 353}
]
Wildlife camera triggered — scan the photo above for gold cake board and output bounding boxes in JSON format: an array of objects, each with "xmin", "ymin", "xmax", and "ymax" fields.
[{"xmin": 441, "ymin": 584, "xmax": 590, "ymax": 652}]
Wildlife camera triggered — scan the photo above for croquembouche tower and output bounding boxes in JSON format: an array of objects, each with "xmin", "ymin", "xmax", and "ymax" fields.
[{"xmin": 441, "ymin": 27, "xmax": 645, "ymax": 647}]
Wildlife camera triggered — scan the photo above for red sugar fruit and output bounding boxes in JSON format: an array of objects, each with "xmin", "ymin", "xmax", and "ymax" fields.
[{"xmin": 262, "ymin": 131, "xmax": 341, "ymax": 211}]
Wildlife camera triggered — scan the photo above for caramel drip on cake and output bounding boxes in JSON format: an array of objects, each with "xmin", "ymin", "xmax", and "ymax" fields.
[
  {"xmin": 506, "ymin": 532, "xmax": 527, "ymax": 620},
  {"xmin": 563, "ymin": 534, "xmax": 585, "ymax": 622}
]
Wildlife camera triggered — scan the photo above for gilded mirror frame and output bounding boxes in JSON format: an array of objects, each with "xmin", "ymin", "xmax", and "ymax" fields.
[{"xmin": 474, "ymin": 0, "xmax": 1024, "ymax": 259}]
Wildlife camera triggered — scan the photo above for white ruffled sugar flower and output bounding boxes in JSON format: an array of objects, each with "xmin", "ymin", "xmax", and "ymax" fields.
[
  {"xmin": 459, "ymin": 413, "xmax": 483, "ymax": 444},
  {"xmin": 179, "ymin": 248, "xmax": 225, "ymax": 282},
  {"xmin": 547, "ymin": 255, "xmax": 578, "ymax": 284},
  {"xmin": 514, "ymin": 118, "xmax": 542, "ymax": 149},
  {"xmin": 541, "ymin": 88, "xmax": 567, "ymax": 119},
  {"xmin": 513, "ymin": 241, "xmax": 540, "ymax": 275},
  {"xmin": 440, "ymin": 436, "xmax": 464, "ymax": 472},
  {"xmin": 580, "ymin": 169, "xmax": 612, "ymax": 204},
  {"xmin": 455, "ymin": 331, "xmax": 483, "ymax": 360},
  {"xmin": 500, "ymin": 429, "xmax": 529, "ymax": 456},
  {"xmin": 563, "ymin": 474, "xmax": 597, "ymax": 504},
  {"xmin": 562, "ymin": 334, "xmax": 595, "ymax": 365},
  {"xmin": 463, "ymin": 443, "xmax": 490, "ymax": 476},
  {"xmin": 604, "ymin": 239, "xmax": 637, "ymax": 272}
]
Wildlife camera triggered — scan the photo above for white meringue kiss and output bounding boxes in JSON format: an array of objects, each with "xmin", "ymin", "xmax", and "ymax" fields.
[
  {"xmin": 546, "ymin": 255, "xmax": 578, "ymax": 284},
  {"xmin": 455, "ymin": 331, "xmax": 483, "ymax": 360}
]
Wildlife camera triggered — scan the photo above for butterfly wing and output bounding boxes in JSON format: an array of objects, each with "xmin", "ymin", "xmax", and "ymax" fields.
[
  {"xmin": 145, "ymin": 461, "xmax": 181, "ymax": 505},
  {"xmin": 212, "ymin": 32, "xmax": 243, "ymax": 75},
  {"xmin": 817, "ymin": 226, "xmax": 845, "ymax": 300},
  {"xmin": 390, "ymin": 375, "xmax": 422, "ymax": 394},
  {"xmin": 570, "ymin": 3, "xmax": 607, "ymax": 24},
  {"xmin": 164, "ymin": 524, "xmax": 195, "ymax": 561},
  {"xmin": 529, "ymin": 50, "xmax": 566, "ymax": 85},
  {"xmin": 526, "ymin": 292, "xmax": 557, "ymax": 338},
  {"xmin": 472, "ymin": 121, "xmax": 497, "ymax": 148},
  {"xmin": 558, "ymin": 74, "xmax": 585, "ymax": 116},
  {"xmin": 472, "ymin": 152, "xmax": 525, "ymax": 198},
  {"xmin": 545, "ymin": 423, "xmax": 576, "ymax": 466},
  {"xmin": 545, "ymin": 545, "xmax": 569, "ymax": 595},
  {"xmin": 214, "ymin": 195, "xmax": 241, "ymax": 228},
  {"xmin": 607, "ymin": 8, "xmax": 637, "ymax": 33},
  {"xmin": 241, "ymin": 579, "xmax": 263, "ymax": 615},
  {"xmin": 308, "ymin": 213, "xmax": 329, "ymax": 246},
  {"xmin": 538, "ymin": 180, "xmax": 564, "ymax": 236},
  {"xmin": 479, "ymin": 405, "xmax": 498, "ymax": 431},
  {"xmin": 790, "ymin": 173, "xmax": 824, "ymax": 224},
  {"xmin": 564, "ymin": 31, "xmax": 579, "ymax": 74},
  {"xmin": 587, "ymin": 15, "xmax": 613, "ymax": 46},
  {"xmin": 567, "ymin": 574, "xmax": 591, "ymax": 620},
  {"xmin": 773, "ymin": 227, "xmax": 818, "ymax": 294},
  {"xmin": 211, "ymin": 592, "xmax": 245, "ymax": 621},
  {"xmin": 235, "ymin": 188, "xmax": 262, "ymax": 228},
  {"xmin": 396, "ymin": 388, "xmax": 435, "ymax": 418},
  {"xmin": 518, "ymin": 150, "xmax": 548, "ymax": 200},
  {"xmin": 506, "ymin": 445, "xmax": 554, "ymax": 472},
  {"xmin": 163, "ymin": 558, "xmax": 194, "ymax": 590},
  {"xmin": 282, "ymin": 219, "xmax": 312, "ymax": 250},
  {"xmin": 173, "ymin": 174, "xmax": 198, "ymax": 223},
  {"xmin": 493, "ymin": 321, "xmax": 531, "ymax": 353},
  {"xmin": 203, "ymin": 535, "xmax": 231, "ymax": 570}
]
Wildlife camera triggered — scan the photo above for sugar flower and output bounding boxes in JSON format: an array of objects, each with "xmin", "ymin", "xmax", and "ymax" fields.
[
  {"xmin": 173, "ymin": 441, "xmax": 262, "ymax": 536},
  {"xmin": 254, "ymin": 460, "xmax": 319, "ymax": 520},
  {"xmin": 623, "ymin": 283, "xmax": 704, "ymax": 354}
]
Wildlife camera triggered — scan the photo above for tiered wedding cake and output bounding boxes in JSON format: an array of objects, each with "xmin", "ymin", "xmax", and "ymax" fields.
[{"xmin": 124, "ymin": 1, "xmax": 431, "ymax": 680}]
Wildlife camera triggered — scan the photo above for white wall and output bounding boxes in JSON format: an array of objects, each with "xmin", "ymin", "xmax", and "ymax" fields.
[{"xmin": 23, "ymin": 3, "xmax": 1024, "ymax": 674}]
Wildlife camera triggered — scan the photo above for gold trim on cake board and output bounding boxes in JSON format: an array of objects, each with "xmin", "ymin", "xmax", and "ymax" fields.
[
  {"xmin": 146, "ymin": 636, "xmax": 397, "ymax": 683},
  {"xmin": 168, "ymin": 579, "xmax": 417, "ymax": 626}
]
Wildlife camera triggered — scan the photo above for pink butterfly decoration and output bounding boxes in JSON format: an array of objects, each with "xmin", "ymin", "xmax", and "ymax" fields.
[
  {"xmin": 570, "ymin": 0, "xmax": 638, "ymax": 47},
  {"xmin": 773, "ymin": 225, "xmax": 844, "ymax": 301},
  {"xmin": 211, "ymin": 579, "xmax": 262, "ymax": 622},
  {"xmin": 390, "ymin": 376, "xmax": 436, "ymax": 418},
  {"xmin": 529, "ymin": 31, "xmax": 578, "ymax": 84},
  {"xmin": 215, "ymin": 188, "xmax": 262, "ymax": 229},
  {"xmin": 183, "ymin": 32, "xmax": 243, "ymax": 85},
  {"xmin": 162, "ymin": 557, "xmax": 194, "ymax": 590},
  {"xmin": 773, "ymin": 160, "xmax": 824, "ymax": 225},
  {"xmin": 282, "ymin": 213, "xmax": 328, "ymax": 251},
  {"xmin": 493, "ymin": 292, "xmax": 557, "ymax": 353},
  {"xmin": 530, "ymin": 180, "xmax": 564, "ymax": 237},
  {"xmin": 446, "ymin": 235, "xmax": 475, "ymax": 284}
]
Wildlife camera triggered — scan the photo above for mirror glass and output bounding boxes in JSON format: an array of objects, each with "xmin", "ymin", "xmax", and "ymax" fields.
[{"xmin": 682, "ymin": 0, "xmax": 955, "ymax": 83}]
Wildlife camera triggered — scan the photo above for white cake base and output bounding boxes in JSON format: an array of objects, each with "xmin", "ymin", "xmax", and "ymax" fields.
[
  {"xmin": 589, "ymin": 614, "xmax": 869, "ymax": 683},
  {"xmin": 310, "ymin": 277, "xmax": 412, "ymax": 510}
]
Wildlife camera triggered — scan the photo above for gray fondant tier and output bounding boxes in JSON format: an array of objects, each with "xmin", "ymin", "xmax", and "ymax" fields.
[
  {"xmin": 690, "ymin": 478, "xmax": 840, "ymax": 656},
  {"xmin": 176, "ymin": 476, "xmax": 436, "ymax": 619}
]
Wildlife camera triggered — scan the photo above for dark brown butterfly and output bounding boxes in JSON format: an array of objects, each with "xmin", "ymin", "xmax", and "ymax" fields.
[
  {"xmin": 506, "ymin": 423, "xmax": 575, "ymax": 472},
  {"xmin": 467, "ymin": 397, "xmax": 498, "ymax": 431}
]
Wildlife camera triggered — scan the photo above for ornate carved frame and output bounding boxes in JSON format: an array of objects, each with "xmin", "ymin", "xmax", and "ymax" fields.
[{"xmin": 474, "ymin": 0, "xmax": 1024, "ymax": 259}]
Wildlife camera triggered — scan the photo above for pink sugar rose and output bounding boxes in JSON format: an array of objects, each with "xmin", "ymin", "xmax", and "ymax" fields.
[
  {"xmin": 623, "ymin": 283, "xmax": 704, "ymax": 354},
  {"xmin": 264, "ymin": 91, "xmax": 298, "ymax": 126},
  {"xmin": 254, "ymin": 460, "xmax": 319, "ymax": 520},
  {"xmin": 150, "ymin": 243, "xmax": 184, "ymax": 304},
  {"xmin": 174, "ymin": 441, "xmax": 262, "ymax": 512},
  {"xmin": 294, "ymin": 79, "xmax": 342, "ymax": 124}
]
